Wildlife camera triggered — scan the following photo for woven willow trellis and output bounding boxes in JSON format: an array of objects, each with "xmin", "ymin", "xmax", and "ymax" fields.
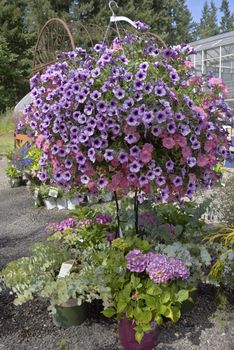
[{"xmin": 32, "ymin": 18, "xmax": 167, "ymax": 73}]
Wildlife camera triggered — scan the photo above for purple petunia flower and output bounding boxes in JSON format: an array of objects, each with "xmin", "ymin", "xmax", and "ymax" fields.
[
  {"xmin": 130, "ymin": 145, "xmax": 140, "ymax": 158},
  {"xmin": 155, "ymin": 86, "xmax": 166, "ymax": 97},
  {"xmin": 118, "ymin": 152, "xmax": 128, "ymax": 164},
  {"xmin": 134, "ymin": 80, "xmax": 144, "ymax": 91},
  {"xmin": 97, "ymin": 177, "xmax": 108, "ymax": 188},
  {"xmin": 169, "ymin": 70, "xmax": 179, "ymax": 82},
  {"xmin": 63, "ymin": 171, "xmax": 71, "ymax": 181},
  {"xmin": 155, "ymin": 111, "xmax": 167, "ymax": 123},
  {"xmin": 167, "ymin": 122, "xmax": 176, "ymax": 134},
  {"xmin": 145, "ymin": 82, "xmax": 153, "ymax": 94},
  {"xmin": 104, "ymin": 149, "xmax": 114, "ymax": 161},
  {"xmin": 135, "ymin": 69, "xmax": 147, "ymax": 81},
  {"xmin": 165, "ymin": 160, "xmax": 174, "ymax": 171},
  {"xmin": 65, "ymin": 159, "xmax": 73, "ymax": 169},
  {"xmin": 156, "ymin": 176, "xmax": 166, "ymax": 187},
  {"xmin": 187, "ymin": 157, "xmax": 196, "ymax": 168},
  {"xmin": 129, "ymin": 161, "xmax": 141, "ymax": 173},
  {"xmin": 113, "ymin": 87, "xmax": 125, "ymax": 100},
  {"xmin": 143, "ymin": 111, "xmax": 154, "ymax": 124},
  {"xmin": 80, "ymin": 175, "xmax": 90, "ymax": 184},
  {"xmin": 151, "ymin": 125, "xmax": 162, "ymax": 137},
  {"xmin": 126, "ymin": 114, "xmax": 139, "ymax": 126},
  {"xmin": 139, "ymin": 175, "xmax": 148, "ymax": 186},
  {"xmin": 173, "ymin": 176, "xmax": 183, "ymax": 187}
]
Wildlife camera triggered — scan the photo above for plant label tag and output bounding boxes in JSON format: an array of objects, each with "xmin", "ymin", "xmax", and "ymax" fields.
[
  {"xmin": 49, "ymin": 188, "xmax": 59, "ymax": 198},
  {"xmin": 33, "ymin": 189, "xmax": 39, "ymax": 199},
  {"xmin": 58, "ymin": 260, "xmax": 75, "ymax": 278}
]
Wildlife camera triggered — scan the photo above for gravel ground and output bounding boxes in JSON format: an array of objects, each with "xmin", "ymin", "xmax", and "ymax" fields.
[{"xmin": 0, "ymin": 156, "xmax": 234, "ymax": 350}]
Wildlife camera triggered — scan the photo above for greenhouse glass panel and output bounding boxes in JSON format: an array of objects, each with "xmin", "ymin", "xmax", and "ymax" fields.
[
  {"xmin": 204, "ymin": 48, "xmax": 220, "ymax": 60},
  {"xmin": 190, "ymin": 30, "xmax": 234, "ymax": 112},
  {"xmin": 221, "ymin": 44, "xmax": 234, "ymax": 56},
  {"xmin": 204, "ymin": 58, "xmax": 219, "ymax": 77}
]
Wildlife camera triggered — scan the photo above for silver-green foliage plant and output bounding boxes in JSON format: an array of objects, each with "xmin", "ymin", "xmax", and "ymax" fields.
[
  {"xmin": 154, "ymin": 242, "xmax": 212, "ymax": 285},
  {"xmin": 202, "ymin": 175, "xmax": 234, "ymax": 225},
  {"xmin": 1, "ymin": 242, "xmax": 71, "ymax": 305}
]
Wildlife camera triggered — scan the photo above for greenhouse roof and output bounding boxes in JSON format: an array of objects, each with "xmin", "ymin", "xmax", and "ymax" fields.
[{"xmin": 190, "ymin": 30, "xmax": 234, "ymax": 51}]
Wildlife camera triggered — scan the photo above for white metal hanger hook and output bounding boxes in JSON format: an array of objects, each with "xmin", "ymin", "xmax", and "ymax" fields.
[{"xmin": 109, "ymin": 1, "xmax": 118, "ymax": 17}]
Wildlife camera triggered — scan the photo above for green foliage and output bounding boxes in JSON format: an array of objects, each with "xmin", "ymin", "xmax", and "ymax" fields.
[
  {"xmin": 1, "ymin": 242, "xmax": 71, "ymax": 305},
  {"xmin": 138, "ymin": 201, "xmax": 208, "ymax": 244},
  {"xmin": 0, "ymin": 109, "xmax": 15, "ymax": 135},
  {"xmin": 5, "ymin": 165, "xmax": 21, "ymax": 178},
  {"xmin": 205, "ymin": 226, "xmax": 234, "ymax": 289},
  {"xmin": 196, "ymin": 0, "xmax": 220, "ymax": 39},
  {"xmin": 27, "ymin": 146, "xmax": 42, "ymax": 174},
  {"xmin": 220, "ymin": 0, "xmax": 234, "ymax": 33},
  {"xmin": 0, "ymin": 0, "xmax": 33, "ymax": 112},
  {"xmin": 51, "ymin": 208, "xmax": 114, "ymax": 251}
]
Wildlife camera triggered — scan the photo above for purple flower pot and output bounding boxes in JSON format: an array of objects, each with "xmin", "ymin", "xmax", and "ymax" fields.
[{"xmin": 119, "ymin": 319, "xmax": 160, "ymax": 350}]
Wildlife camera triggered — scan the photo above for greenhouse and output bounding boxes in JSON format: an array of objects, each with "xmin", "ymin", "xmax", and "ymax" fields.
[{"xmin": 190, "ymin": 30, "xmax": 234, "ymax": 111}]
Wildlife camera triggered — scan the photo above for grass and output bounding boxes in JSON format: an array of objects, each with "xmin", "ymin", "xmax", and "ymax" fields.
[
  {"xmin": 0, "ymin": 109, "xmax": 15, "ymax": 154},
  {"xmin": 0, "ymin": 133, "xmax": 14, "ymax": 155},
  {"xmin": 0, "ymin": 108, "xmax": 15, "ymax": 136}
]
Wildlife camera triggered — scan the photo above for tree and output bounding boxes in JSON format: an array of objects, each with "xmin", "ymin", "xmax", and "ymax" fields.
[
  {"xmin": 0, "ymin": 0, "xmax": 33, "ymax": 111},
  {"xmin": 197, "ymin": 0, "xmax": 219, "ymax": 39},
  {"xmin": 26, "ymin": 0, "xmax": 73, "ymax": 33},
  {"xmin": 220, "ymin": 0, "xmax": 234, "ymax": 33},
  {"xmin": 0, "ymin": 35, "xmax": 19, "ymax": 111}
]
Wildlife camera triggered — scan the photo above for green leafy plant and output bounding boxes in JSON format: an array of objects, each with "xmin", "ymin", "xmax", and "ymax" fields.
[
  {"xmin": 5, "ymin": 164, "xmax": 21, "ymax": 178},
  {"xmin": 131, "ymin": 200, "xmax": 209, "ymax": 244},
  {"xmin": 205, "ymin": 226, "xmax": 234, "ymax": 289}
]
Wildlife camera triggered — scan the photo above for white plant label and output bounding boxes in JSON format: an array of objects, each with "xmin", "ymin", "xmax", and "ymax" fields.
[
  {"xmin": 58, "ymin": 260, "xmax": 75, "ymax": 278},
  {"xmin": 48, "ymin": 188, "xmax": 59, "ymax": 198}
]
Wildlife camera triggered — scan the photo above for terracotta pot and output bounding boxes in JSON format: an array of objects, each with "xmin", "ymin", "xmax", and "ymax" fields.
[
  {"xmin": 53, "ymin": 300, "xmax": 87, "ymax": 328},
  {"xmin": 119, "ymin": 319, "xmax": 160, "ymax": 350}
]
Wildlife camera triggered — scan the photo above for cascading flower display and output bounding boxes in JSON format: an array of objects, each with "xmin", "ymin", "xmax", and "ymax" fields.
[
  {"xmin": 20, "ymin": 34, "xmax": 232, "ymax": 204},
  {"xmin": 126, "ymin": 249, "xmax": 190, "ymax": 284}
]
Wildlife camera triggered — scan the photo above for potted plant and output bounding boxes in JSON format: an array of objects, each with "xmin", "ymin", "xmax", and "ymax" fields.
[
  {"xmin": 20, "ymin": 30, "xmax": 230, "ymax": 241},
  {"xmin": 100, "ymin": 237, "xmax": 193, "ymax": 349},
  {"xmin": 64, "ymin": 187, "xmax": 82, "ymax": 210},
  {"xmin": 6, "ymin": 165, "xmax": 22, "ymax": 187},
  {"xmin": 1, "ymin": 214, "xmax": 113, "ymax": 328},
  {"xmin": 39, "ymin": 185, "xmax": 57, "ymax": 209}
]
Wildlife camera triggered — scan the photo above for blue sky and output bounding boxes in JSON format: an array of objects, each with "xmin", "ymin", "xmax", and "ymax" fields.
[{"xmin": 186, "ymin": 0, "xmax": 234, "ymax": 22}]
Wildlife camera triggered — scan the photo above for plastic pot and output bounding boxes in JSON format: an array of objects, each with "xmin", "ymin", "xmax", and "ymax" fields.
[
  {"xmin": 57, "ymin": 198, "xmax": 67, "ymax": 210},
  {"xmin": 53, "ymin": 300, "xmax": 87, "ymax": 328},
  {"xmin": 43, "ymin": 198, "xmax": 57, "ymax": 210},
  {"xmin": 67, "ymin": 198, "xmax": 79, "ymax": 210},
  {"xmin": 119, "ymin": 319, "xmax": 160, "ymax": 350},
  {"xmin": 9, "ymin": 177, "xmax": 22, "ymax": 188}
]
